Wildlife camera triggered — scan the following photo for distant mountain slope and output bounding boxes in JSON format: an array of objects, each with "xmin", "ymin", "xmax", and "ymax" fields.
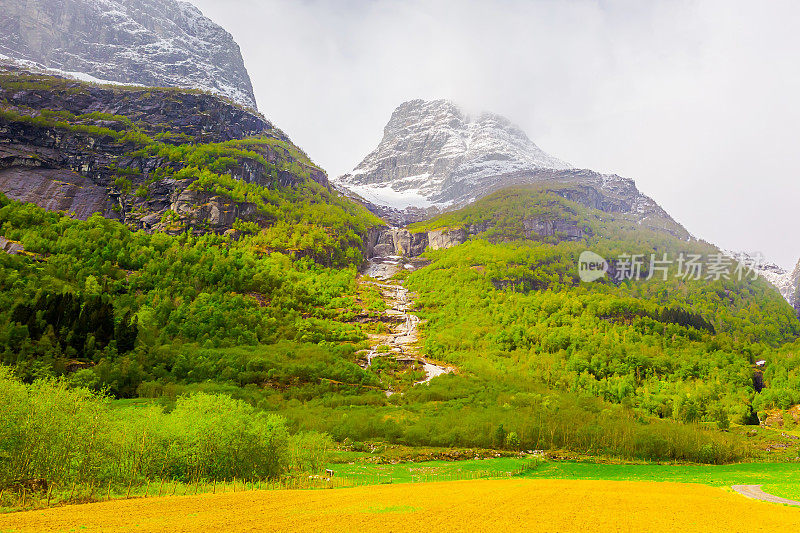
[
  {"xmin": 334, "ymin": 99, "xmax": 690, "ymax": 240},
  {"xmin": 791, "ymin": 259, "xmax": 800, "ymax": 315},
  {"xmin": 395, "ymin": 183, "xmax": 799, "ymax": 444},
  {"xmin": 0, "ymin": 0, "xmax": 257, "ymax": 109}
]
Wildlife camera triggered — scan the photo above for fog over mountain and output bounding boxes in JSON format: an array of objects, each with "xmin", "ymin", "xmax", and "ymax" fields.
[{"xmin": 190, "ymin": 0, "xmax": 800, "ymax": 268}]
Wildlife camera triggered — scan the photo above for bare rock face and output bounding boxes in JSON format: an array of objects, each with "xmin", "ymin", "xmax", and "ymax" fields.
[
  {"xmin": 364, "ymin": 217, "xmax": 593, "ymax": 259},
  {"xmin": 388, "ymin": 229, "xmax": 429, "ymax": 257},
  {"xmin": 790, "ymin": 259, "xmax": 800, "ymax": 317},
  {"xmin": 0, "ymin": 236, "xmax": 24, "ymax": 255},
  {"xmin": 0, "ymin": 67, "xmax": 326, "ymax": 235},
  {"xmin": 522, "ymin": 217, "xmax": 590, "ymax": 241},
  {"xmin": 427, "ymin": 228, "xmax": 467, "ymax": 251},
  {"xmin": 0, "ymin": 164, "xmax": 116, "ymax": 218},
  {"xmin": 336, "ymin": 99, "xmax": 690, "ymax": 240},
  {"xmin": 0, "ymin": 0, "xmax": 257, "ymax": 110},
  {"xmin": 364, "ymin": 227, "xmax": 462, "ymax": 258}
]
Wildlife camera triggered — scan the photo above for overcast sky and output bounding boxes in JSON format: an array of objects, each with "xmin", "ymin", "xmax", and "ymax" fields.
[{"xmin": 191, "ymin": 0, "xmax": 800, "ymax": 268}]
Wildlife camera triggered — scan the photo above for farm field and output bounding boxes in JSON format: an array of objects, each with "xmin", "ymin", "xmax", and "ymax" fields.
[{"xmin": 1, "ymin": 479, "xmax": 799, "ymax": 532}]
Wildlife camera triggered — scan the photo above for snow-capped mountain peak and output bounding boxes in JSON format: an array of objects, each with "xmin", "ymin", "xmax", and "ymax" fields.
[
  {"xmin": 334, "ymin": 99, "xmax": 690, "ymax": 241},
  {"xmin": 336, "ymin": 99, "xmax": 570, "ymax": 209}
]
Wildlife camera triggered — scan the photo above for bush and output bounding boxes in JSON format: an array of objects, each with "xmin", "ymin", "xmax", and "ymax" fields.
[
  {"xmin": 165, "ymin": 393, "xmax": 289, "ymax": 481},
  {"xmin": 506, "ymin": 432, "xmax": 520, "ymax": 450},
  {"xmin": 0, "ymin": 368, "xmax": 316, "ymax": 489},
  {"xmin": 289, "ymin": 431, "xmax": 334, "ymax": 474}
]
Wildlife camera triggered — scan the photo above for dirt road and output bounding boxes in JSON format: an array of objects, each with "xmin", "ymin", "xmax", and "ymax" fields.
[{"xmin": 732, "ymin": 485, "xmax": 800, "ymax": 506}]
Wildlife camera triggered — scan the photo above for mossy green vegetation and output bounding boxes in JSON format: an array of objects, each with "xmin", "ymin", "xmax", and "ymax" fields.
[
  {"xmin": 1, "ymin": 69, "xmax": 383, "ymax": 262},
  {"xmin": 0, "ymin": 367, "xmax": 335, "ymax": 512},
  {"xmin": 0, "ymin": 69, "xmax": 248, "ymax": 111},
  {"xmin": 408, "ymin": 184, "xmax": 689, "ymax": 240},
  {"xmin": 1, "ymin": 91, "xmax": 383, "ymax": 264}
]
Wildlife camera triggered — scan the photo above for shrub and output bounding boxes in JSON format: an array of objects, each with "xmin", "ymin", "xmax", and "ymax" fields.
[{"xmin": 506, "ymin": 432, "xmax": 520, "ymax": 450}]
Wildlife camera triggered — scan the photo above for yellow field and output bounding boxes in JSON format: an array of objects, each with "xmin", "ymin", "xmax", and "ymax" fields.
[{"xmin": 1, "ymin": 479, "xmax": 799, "ymax": 532}]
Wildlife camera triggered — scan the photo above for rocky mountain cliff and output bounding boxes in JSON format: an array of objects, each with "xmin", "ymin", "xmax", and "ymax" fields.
[
  {"xmin": 0, "ymin": 0, "xmax": 257, "ymax": 110},
  {"xmin": 335, "ymin": 99, "xmax": 689, "ymax": 239},
  {"xmin": 725, "ymin": 251, "xmax": 800, "ymax": 318},
  {"xmin": 789, "ymin": 259, "xmax": 800, "ymax": 316},
  {"xmin": 760, "ymin": 263, "xmax": 798, "ymax": 308},
  {"xmin": 0, "ymin": 66, "xmax": 325, "ymax": 234}
]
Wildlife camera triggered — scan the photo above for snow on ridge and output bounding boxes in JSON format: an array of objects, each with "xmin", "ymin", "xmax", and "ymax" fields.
[
  {"xmin": 0, "ymin": 53, "xmax": 143, "ymax": 87},
  {"xmin": 344, "ymin": 183, "xmax": 444, "ymax": 210}
]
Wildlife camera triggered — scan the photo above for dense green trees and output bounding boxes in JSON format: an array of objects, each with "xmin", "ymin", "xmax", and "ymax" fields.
[
  {"xmin": 279, "ymin": 373, "xmax": 746, "ymax": 463},
  {"xmin": 0, "ymin": 193, "xmax": 378, "ymax": 393},
  {"xmin": 8, "ymin": 292, "xmax": 134, "ymax": 359}
]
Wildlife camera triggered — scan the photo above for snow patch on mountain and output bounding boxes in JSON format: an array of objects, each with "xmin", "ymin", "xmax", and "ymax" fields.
[
  {"xmin": 345, "ymin": 183, "xmax": 442, "ymax": 210},
  {"xmin": 0, "ymin": 0, "xmax": 257, "ymax": 109},
  {"xmin": 0, "ymin": 53, "xmax": 142, "ymax": 87}
]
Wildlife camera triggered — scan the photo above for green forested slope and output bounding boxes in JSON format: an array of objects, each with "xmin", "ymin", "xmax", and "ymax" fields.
[
  {"xmin": 0, "ymin": 192, "xmax": 385, "ymax": 395},
  {"xmin": 406, "ymin": 186, "xmax": 800, "ymax": 424}
]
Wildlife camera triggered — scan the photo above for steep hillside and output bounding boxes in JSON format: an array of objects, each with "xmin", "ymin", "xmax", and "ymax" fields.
[
  {"xmin": 255, "ymin": 184, "xmax": 800, "ymax": 462},
  {"xmin": 790, "ymin": 259, "xmax": 800, "ymax": 317},
  {"xmin": 0, "ymin": 61, "xmax": 393, "ymax": 402},
  {"xmin": 0, "ymin": 66, "xmax": 384, "ymax": 262},
  {"xmin": 0, "ymin": 0, "xmax": 257, "ymax": 109},
  {"xmin": 726, "ymin": 251, "xmax": 799, "ymax": 310}
]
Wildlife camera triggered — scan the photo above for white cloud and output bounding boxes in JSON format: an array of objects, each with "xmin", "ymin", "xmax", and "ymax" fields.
[{"xmin": 191, "ymin": 0, "xmax": 800, "ymax": 268}]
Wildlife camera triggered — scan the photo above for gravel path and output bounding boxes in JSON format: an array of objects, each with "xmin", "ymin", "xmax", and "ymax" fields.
[{"xmin": 732, "ymin": 485, "xmax": 800, "ymax": 506}]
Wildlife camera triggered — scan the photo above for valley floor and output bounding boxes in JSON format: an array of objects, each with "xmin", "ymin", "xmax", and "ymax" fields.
[{"xmin": 1, "ymin": 479, "xmax": 799, "ymax": 532}]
